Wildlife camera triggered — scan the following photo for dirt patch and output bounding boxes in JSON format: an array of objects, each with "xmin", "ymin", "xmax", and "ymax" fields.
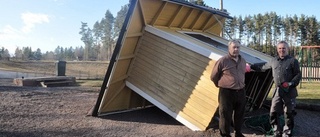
[{"xmin": 1, "ymin": 78, "xmax": 320, "ymax": 137}]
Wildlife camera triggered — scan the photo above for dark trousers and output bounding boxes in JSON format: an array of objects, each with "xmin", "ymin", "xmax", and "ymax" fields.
[
  {"xmin": 218, "ymin": 88, "xmax": 246, "ymax": 136},
  {"xmin": 270, "ymin": 87, "xmax": 294, "ymax": 134}
]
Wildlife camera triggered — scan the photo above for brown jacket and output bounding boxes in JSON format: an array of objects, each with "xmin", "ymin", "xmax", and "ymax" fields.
[{"xmin": 211, "ymin": 54, "xmax": 246, "ymax": 90}]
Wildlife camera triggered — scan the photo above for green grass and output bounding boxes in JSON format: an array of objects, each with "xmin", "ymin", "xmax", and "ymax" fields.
[
  {"xmin": 268, "ymin": 82, "xmax": 320, "ymax": 106},
  {"xmin": 295, "ymin": 82, "xmax": 320, "ymax": 105}
]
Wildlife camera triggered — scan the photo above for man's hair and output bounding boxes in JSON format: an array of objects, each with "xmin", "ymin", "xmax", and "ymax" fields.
[
  {"xmin": 228, "ymin": 39, "xmax": 241, "ymax": 46},
  {"xmin": 277, "ymin": 41, "xmax": 289, "ymax": 48}
]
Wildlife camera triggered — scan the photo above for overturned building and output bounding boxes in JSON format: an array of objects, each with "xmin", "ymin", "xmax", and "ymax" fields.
[{"xmin": 91, "ymin": 0, "xmax": 273, "ymax": 131}]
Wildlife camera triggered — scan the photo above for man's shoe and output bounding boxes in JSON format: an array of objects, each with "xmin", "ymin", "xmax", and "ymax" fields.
[
  {"xmin": 274, "ymin": 131, "xmax": 282, "ymax": 137},
  {"xmin": 282, "ymin": 130, "xmax": 292, "ymax": 137}
]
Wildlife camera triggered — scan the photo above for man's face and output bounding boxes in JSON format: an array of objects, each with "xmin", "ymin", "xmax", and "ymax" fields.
[
  {"xmin": 229, "ymin": 42, "xmax": 240, "ymax": 58},
  {"xmin": 277, "ymin": 43, "xmax": 288, "ymax": 58}
]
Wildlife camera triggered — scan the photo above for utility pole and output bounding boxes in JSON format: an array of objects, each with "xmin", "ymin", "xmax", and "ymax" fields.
[{"xmin": 220, "ymin": 0, "xmax": 224, "ymax": 37}]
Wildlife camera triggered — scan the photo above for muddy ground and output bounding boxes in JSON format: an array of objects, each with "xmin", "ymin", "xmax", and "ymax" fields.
[{"xmin": 1, "ymin": 78, "xmax": 320, "ymax": 137}]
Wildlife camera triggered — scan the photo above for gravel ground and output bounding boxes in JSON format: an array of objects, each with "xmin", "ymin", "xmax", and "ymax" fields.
[{"xmin": 1, "ymin": 78, "xmax": 319, "ymax": 137}]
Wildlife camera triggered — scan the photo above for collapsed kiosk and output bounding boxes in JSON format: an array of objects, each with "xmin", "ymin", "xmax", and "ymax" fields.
[{"xmin": 91, "ymin": 0, "xmax": 273, "ymax": 131}]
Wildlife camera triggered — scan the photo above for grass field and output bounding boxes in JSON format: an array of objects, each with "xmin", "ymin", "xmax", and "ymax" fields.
[
  {"xmin": 0, "ymin": 60, "xmax": 107, "ymax": 87},
  {"xmin": 0, "ymin": 60, "xmax": 109, "ymax": 79},
  {"xmin": 267, "ymin": 82, "xmax": 320, "ymax": 106},
  {"xmin": 296, "ymin": 82, "xmax": 320, "ymax": 105}
]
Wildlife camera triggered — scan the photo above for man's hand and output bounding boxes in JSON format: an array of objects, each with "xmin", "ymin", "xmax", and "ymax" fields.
[
  {"xmin": 281, "ymin": 82, "xmax": 293, "ymax": 90},
  {"xmin": 282, "ymin": 82, "xmax": 289, "ymax": 88},
  {"xmin": 245, "ymin": 63, "xmax": 251, "ymax": 73}
]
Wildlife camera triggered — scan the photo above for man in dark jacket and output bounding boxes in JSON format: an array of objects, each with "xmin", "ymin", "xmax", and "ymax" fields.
[{"xmin": 251, "ymin": 41, "xmax": 301, "ymax": 137}]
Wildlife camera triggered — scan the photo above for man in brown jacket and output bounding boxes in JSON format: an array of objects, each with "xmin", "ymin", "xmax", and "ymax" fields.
[{"xmin": 211, "ymin": 39, "xmax": 247, "ymax": 137}]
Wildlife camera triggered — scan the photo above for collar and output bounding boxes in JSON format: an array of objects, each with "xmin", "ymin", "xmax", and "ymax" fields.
[
  {"xmin": 277, "ymin": 55, "xmax": 289, "ymax": 61},
  {"xmin": 228, "ymin": 53, "xmax": 241, "ymax": 59},
  {"xmin": 228, "ymin": 54, "xmax": 242, "ymax": 61}
]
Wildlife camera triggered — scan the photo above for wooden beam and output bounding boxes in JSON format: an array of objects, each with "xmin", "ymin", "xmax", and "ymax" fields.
[
  {"xmin": 118, "ymin": 54, "xmax": 135, "ymax": 60},
  {"xmin": 138, "ymin": 0, "xmax": 146, "ymax": 26},
  {"xmin": 201, "ymin": 14, "xmax": 213, "ymax": 31},
  {"xmin": 168, "ymin": 5, "xmax": 184, "ymax": 27},
  {"xmin": 205, "ymin": 15, "xmax": 223, "ymax": 31},
  {"xmin": 103, "ymin": 83, "xmax": 126, "ymax": 108},
  {"xmin": 179, "ymin": 8, "xmax": 194, "ymax": 29},
  {"xmin": 127, "ymin": 32, "xmax": 143, "ymax": 38},
  {"xmin": 191, "ymin": 11, "xmax": 204, "ymax": 30},
  {"xmin": 150, "ymin": 1, "xmax": 167, "ymax": 26},
  {"xmin": 110, "ymin": 74, "xmax": 128, "ymax": 85}
]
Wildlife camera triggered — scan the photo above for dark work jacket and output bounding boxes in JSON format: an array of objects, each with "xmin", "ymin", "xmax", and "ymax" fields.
[{"xmin": 253, "ymin": 55, "xmax": 302, "ymax": 98}]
